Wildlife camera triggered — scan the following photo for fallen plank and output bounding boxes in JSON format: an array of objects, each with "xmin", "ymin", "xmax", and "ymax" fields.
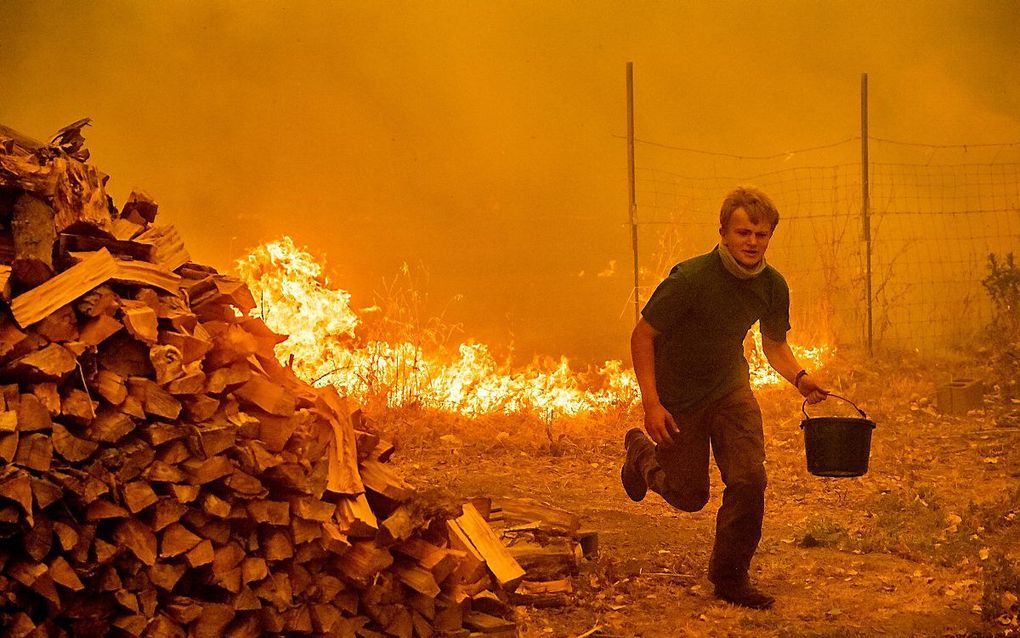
[
  {"xmin": 494, "ymin": 497, "xmax": 581, "ymax": 536},
  {"xmin": 112, "ymin": 259, "xmax": 182, "ymax": 295},
  {"xmin": 455, "ymin": 504, "xmax": 525, "ymax": 591},
  {"xmin": 9, "ymin": 248, "xmax": 118, "ymax": 328}
]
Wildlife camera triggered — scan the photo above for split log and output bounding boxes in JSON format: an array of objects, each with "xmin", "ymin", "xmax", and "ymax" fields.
[
  {"xmin": 454, "ymin": 504, "xmax": 525, "ymax": 591},
  {"xmin": 86, "ymin": 409, "xmax": 135, "ymax": 443},
  {"xmin": 203, "ymin": 323, "xmax": 257, "ymax": 368},
  {"xmin": 111, "ymin": 217, "xmax": 144, "ymax": 241},
  {"xmin": 10, "ymin": 193, "xmax": 55, "ymax": 287},
  {"xmin": 246, "ymin": 500, "xmax": 290, "ymax": 526},
  {"xmin": 510, "ymin": 579, "xmax": 573, "ymax": 608},
  {"xmin": 471, "ymin": 590, "xmax": 513, "ymax": 618},
  {"xmin": 127, "ymin": 377, "xmax": 181, "ymax": 420},
  {"xmin": 379, "ymin": 506, "xmax": 416, "ymax": 544},
  {"xmin": 433, "ymin": 595, "xmax": 467, "ymax": 634},
  {"xmin": 53, "ymin": 521, "xmax": 78, "ymax": 551},
  {"xmin": 320, "ymin": 522, "xmax": 353, "ymax": 555},
  {"xmin": 86, "ymin": 499, "xmax": 130, "ymax": 525},
  {"xmin": 79, "ymin": 313, "xmax": 123, "ymax": 347},
  {"xmin": 317, "ymin": 388, "xmax": 364, "ymax": 496},
  {"xmin": 49, "ymin": 555, "xmax": 85, "ymax": 591},
  {"xmin": 9, "ymin": 248, "xmax": 118, "ymax": 327},
  {"xmin": 30, "ymin": 381, "xmax": 60, "ymax": 414},
  {"xmin": 35, "ymin": 305, "xmax": 79, "ymax": 343},
  {"xmin": 60, "ymin": 234, "xmax": 155, "ymax": 262},
  {"xmin": 335, "ymin": 493, "xmax": 379, "ymax": 538},
  {"xmin": 291, "ymin": 496, "xmax": 336, "ymax": 522},
  {"xmin": 94, "ymin": 369, "xmax": 128, "ymax": 404},
  {"xmin": 360, "ymin": 460, "xmax": 413, "ymax": 502},
  {"xmin": 121, "ymin": 300, "xmax": 158, "ymax": 344},
  {"xmin": 112, "ymin": 259, "xmax": 182, "ymax": 295},
  {"xmin": 234, "ymin": 375, "xmax": 295, "ymax": 417},
  {"xmin": 185, "ymin": 539, "xmax": 215, "ymax": 568},
  {"xmin": 123, "ymin": 481, "xmax": 159, "ymax": 514},
  {"xmin": 0, "ymin": 411, "xmax": 16, "ymax": 435},
  {"xmin": 51, "ymin": 423, "xmax": 99, "ymax": 462},
  {"xmin": 121, "ymin": 190, "xmax": 158, "ymax": 225},
  {"xmin": 397, "ymin": 540, "xmax": 461, "ymax": 585},
  {"xmin": 445, "ymin": 520, "xmax": 488, "ymax": 585},
  {"xmin": 136, "ymin": 224, "xmax": 189, "ymax": 271},
  {"xmin": 335, "ymin": 541, "xmax": 394, "ymax": 589},
  {"xmin": 252, "ymin": 410, "xmax": 298, "ymax": 453},
  {"xmin": 31, "ymin": 476, "xmax": 63, "ymax": 508},
  {"xmin": 14, "ymin": 433, "xmax": 53, "ymax": 471},
  {"xmin": 98, "ymin": 333, "xmax": 154, "ymax": 378},
  {"xmin": 3, "ymin": 342, "xmax": 77, "ymax": 381},
  {"xmin": 183, "ymin": 394, "xmax": 220, "ymax": 422},
  {"xmin": 77, "ymin": 284, "xmax": 120, "ymax": 318},
  {"xmin": 0, "ymin": 470, "xmax": 34, "ymax": 524},
  {"xmin": 260, "ymin": 529, "xmax": 293, "ymax": 561},
  {"xmin": 183, "ymin": 454, "xmax": 234, "ymax": 485},
  {"xmin": 150, "ymin": 344, "xmax": 185, "ymax": 385},
  {"xmin": 396, "ymin": 564, "xmax": 441, "ymax": 598},
  {"xmin": 60, "ymin": 388, "xmax": 96, "ymax": 423},
  {"xmin": 16, "ymin": 392, "xmax": 53, "ymax": 431},
  {"xmin": 160, "ymin": 330, "xmax": 213, "ymax": 365},
  {"xmin": 115, "ymin": 519, "xmax": 158, "ymax": 566},
  {"xmin": 494, "ymin": 497, "xmax": 580, "ymax": 536},
  {"xmin": 0, "ymin": 265, "xmax": 11, "ymax": 301},
  {"xmin": 0, "ymin": 433, "xmax": 20, "ymax": 464},
  {"xmin": 463, "ymin": 611, "xmax": 516, "ymax": 635},
  {"xmin": 160, "ymin": 523, "xmax": 202, "ymax": 558},
  {"xmin": 506, "ymin": 541, "xmax": 580, "ymax": 580}
]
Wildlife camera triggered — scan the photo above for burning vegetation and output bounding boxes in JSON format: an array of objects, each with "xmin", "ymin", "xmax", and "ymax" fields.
[{"xmin": 236, "ymin": 237, "xmax": 829, "ymax": 420}]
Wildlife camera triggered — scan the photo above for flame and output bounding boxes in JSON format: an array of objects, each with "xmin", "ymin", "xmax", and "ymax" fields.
[
  {"xmin": 745, "ymin": 325, "xmax": 829, "ymax": 387},
  {"xmin": 236, "ymin": 237, "xmax": 827, "ymax": 417}
]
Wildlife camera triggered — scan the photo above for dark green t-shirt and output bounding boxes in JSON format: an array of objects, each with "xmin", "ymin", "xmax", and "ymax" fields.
[{"xmin": 641, "ymin": 247, "xmax": 791, "ymax": 412}]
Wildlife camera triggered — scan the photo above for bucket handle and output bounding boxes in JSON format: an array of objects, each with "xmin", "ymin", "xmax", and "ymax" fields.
[{"xmin": 802, "ymin": 393, "xmax": 868, "ymax": 420}]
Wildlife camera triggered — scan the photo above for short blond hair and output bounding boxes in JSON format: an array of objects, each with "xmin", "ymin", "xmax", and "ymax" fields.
[{"xmin": 719, "ymin": 186, "xmax": 780, "ymax": 231}]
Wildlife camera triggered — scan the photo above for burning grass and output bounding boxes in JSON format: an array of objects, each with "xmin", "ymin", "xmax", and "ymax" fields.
[{"xmin": 235, "ymin": 236, "xmax": 827, "ymax": 422}]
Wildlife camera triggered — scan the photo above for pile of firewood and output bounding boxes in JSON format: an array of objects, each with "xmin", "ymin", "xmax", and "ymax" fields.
[
  {"xmin": 486, "ymin": 498, "xmax": 596, "ymax": 609},
  {"xmin": 0, "ymin": 122, "xmax": 531, "ymax": 637}
]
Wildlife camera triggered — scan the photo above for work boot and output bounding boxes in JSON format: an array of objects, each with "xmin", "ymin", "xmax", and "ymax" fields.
[
  {"xmin": 713, "ymin": 581, "xmax": 775, "ymax": 610},
  {"xmin": 621, "ymin": 428, "xmax": 651, "ymax": 502}
]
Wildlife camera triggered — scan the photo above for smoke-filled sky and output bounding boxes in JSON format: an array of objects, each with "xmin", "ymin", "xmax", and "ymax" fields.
[{"xmin": 2, "ymin": 1, "xmax": 1019, "ymax": 364}]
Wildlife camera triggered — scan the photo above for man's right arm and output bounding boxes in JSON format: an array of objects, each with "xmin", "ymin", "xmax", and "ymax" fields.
[{"xmin": 631, "ymin": 318, "xmax": 679, "ymax": 445}]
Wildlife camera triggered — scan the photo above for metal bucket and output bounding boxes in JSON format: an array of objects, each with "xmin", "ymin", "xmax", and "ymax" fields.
[{"xmin": 800, "ymin": 394, "xmax": 876, "ymax": 477}]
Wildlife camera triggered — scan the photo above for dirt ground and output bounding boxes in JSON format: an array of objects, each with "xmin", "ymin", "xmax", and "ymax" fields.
[{"xmin": 382, "ymin": 351, "xmax": 1020, "ymax": 638}]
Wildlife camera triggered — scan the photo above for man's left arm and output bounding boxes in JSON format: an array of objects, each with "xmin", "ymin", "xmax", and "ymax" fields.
[{"xmin": 760, "ymin": 334, "xmax": 828, "ymax": 404}]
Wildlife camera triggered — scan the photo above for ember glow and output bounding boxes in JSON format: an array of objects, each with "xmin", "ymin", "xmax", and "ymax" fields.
[{"xmin": 236, "ymin": 237, "xmax": 827, "ymax": 417}]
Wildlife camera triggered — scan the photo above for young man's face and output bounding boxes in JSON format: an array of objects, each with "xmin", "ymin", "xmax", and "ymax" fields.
[{"xmin": 720, "ymin": 207, "xmax": 774, "ymax": 268}]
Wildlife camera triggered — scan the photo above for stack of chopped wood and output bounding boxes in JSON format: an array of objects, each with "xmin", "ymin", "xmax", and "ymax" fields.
[
  {"xmin": 486, "ymin": 498, "xmax": 597, "ymax": 609},
  {"xmin": 0, "ymin": 122, "xmax": 526, "ymax": 637}
]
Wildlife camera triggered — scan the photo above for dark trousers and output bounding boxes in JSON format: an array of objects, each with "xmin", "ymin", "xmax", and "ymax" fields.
[{"xmin": 633, "ymin": 386, "xmax": 767, "ymax": 586}]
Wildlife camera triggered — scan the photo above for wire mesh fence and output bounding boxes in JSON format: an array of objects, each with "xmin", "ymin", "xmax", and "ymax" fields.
[{"xmin": 633, "ymin": 144, "xmax": 1020, "ymax": 354}]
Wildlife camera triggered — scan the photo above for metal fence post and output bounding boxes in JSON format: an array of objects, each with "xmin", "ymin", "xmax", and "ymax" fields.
[
  {"xmin": 627, "ymin": 62, "xmax": 640, "ymax": 325},
  {"xmin": 861, "ymin": 73, "xmax": 873, "ymax": 356}
]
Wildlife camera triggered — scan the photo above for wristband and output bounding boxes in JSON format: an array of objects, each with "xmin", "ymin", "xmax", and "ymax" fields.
[{"xmin": 794, "ymin": 369, "xmax": 808, "ymax": 389}]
